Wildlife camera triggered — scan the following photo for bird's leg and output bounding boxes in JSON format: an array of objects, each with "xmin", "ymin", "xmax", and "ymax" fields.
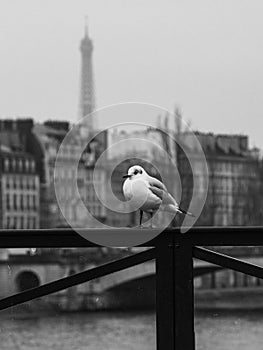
[
  {"xmin": 139, "ymin": 210, "xmax": 143, "ymax": 227},
  {"xmin": 150, "ymin": 211, "xmax": 153, "ymax": 228}
]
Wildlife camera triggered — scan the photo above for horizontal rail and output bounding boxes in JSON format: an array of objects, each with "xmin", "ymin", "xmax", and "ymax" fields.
[
  {"xmin": 1, "ymin": 226, "xmax": 263, "ymax": 247},
  {"xmin": 2, "ymin": 227, "xmax": 263, "ymax": 350},
  {"xmin": 0, "ymin": 248, "xmax": 156, "ymax": 311},
  {"xmin": 194, "ymin": 247, "xmax": 263, "ymax": 279}
]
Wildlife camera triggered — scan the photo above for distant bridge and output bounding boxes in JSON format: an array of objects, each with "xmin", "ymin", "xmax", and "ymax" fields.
[
  {"xmin": 2, "ymin": 248, "xmax": 263, "ymax": 309},
  {"xmin": 96, "ymin": 255, "xmax": 263, "ymax": 293},
  {"xmin": 2, "ymin": 256, "xmax": 224, "ymax": 295}
]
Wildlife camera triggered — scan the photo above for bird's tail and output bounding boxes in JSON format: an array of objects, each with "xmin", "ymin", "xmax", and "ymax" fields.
[
  {"xmin": 177, "ymin": 206, "xmax": 195, "ymax": 217},
  {"xmin": 162, "ymin": 204, "xmax": 195, "ymax": 217}
]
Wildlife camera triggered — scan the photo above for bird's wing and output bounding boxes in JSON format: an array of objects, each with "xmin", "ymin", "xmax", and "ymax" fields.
[
  {"xmin": 148, "ymin": 176, "xmax": 177, "ymax": 206},
  {"xmin": 147, "ymin": 176, "xmax": 195, "ymax": 217},
  {"xmin": 148, "ymin": 176, "xmax": 167, "ymax": 191}
]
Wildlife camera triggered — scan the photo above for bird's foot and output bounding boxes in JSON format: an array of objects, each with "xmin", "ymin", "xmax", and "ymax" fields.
[{"xmin": 138, "ymin": 224, "xmax": 149, "ymax": 229}]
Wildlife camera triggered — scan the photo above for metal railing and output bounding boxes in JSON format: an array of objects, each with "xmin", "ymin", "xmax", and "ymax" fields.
[{"xmin": 1, "ymin": 226, "xmax": 263, "ymax": 350}]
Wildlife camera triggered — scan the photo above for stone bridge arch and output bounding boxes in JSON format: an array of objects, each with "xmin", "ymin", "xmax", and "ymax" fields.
[
  {"xmin": 98, "ymin": 261, "xmax": 155, "ymax": 292},
  {"xmin": 96, "ymin": 259, "xmax": 224, "ymax": 292},
  {"xmin": 95, "ymin": 255, "xmax": 263, "ymax": 292},
  {"xmin": 16, "ymin": 270, "xmax": 41, "ymax": 292},
  {"xmin": 12, "ymin": 267, "xmax": 43, "ymax": 293},
  {"xmin": 10, "ymin": 262, "xmax": 65, "ymax": 295}
]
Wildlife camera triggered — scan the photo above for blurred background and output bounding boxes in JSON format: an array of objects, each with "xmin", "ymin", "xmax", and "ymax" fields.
[{"xmin": 0, "ymin": 1, "xmax": 263, "ymax": 349}]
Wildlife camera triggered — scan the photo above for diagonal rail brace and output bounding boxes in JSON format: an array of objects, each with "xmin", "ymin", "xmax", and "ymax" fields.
[
  {"xmin": 0, "ymin": 248, "xmax": 156, "ymax": 311},
  {"xmin": 194, "ymin": 246, "xmax": 263, "ymax": 279}
]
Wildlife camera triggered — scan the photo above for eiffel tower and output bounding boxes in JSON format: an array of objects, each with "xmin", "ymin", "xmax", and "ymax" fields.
[{"xmin": 78, "ymin": 18, "xmax": 96, "ymax": 134}]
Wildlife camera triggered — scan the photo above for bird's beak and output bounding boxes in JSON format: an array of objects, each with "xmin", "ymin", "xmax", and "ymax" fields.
[{"xmin": 123, "ymin": 174, "xmax": 131, "ymax": 178}]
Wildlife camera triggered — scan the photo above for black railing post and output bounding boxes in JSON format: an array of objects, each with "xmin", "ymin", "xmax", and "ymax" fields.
[
  {"xmin": 156, "ymin": 233, "xmax": 175, "ymax": 350},
  {"xmin": 156, "ymin": 233, "xmax": 195, "ymax": 350},
  {"xmin": 174, "ymin": 241, "xmax": 195, "ymax": 350}
]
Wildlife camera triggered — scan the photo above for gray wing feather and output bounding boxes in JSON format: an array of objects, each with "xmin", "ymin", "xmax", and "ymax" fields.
[
  {"xmin": 148, "ymin": 176, "xmax": 178, "ymax": 206},
  {"xmin": 148, "ymin": 176, "xmax": 167, "ymax": 191}
]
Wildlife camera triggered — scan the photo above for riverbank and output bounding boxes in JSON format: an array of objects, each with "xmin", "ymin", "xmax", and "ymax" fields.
[
  {"xmin": 1, "ymin": 285, "xmax": 263, "ymax": 316},
  {"xmin": 195, "ymin": 286, "xmax": 263, "ymax": 310}
]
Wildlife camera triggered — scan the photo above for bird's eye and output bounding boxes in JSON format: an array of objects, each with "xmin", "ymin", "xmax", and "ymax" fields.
[{"xmin": 134, "ymin": 170, "xmax": 138, "ymax": 175}]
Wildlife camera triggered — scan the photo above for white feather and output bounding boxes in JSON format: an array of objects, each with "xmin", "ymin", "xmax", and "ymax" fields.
[{"xmin": 122, "ymin": 165, "xmax": 189, "ymax": 215}]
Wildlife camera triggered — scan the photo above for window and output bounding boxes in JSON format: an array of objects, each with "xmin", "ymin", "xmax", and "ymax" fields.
[
  {"xmin": 6, "ymin": 216, "xmax": 10, "ymax": 229},
  {"xmin": 18, "ymin": 159, "xmax": 23, "ymax": 171},
  {"xmin": 25, "ymin": 159, "xmax": 29, "ymax": 172},
  {"xmin": 13, "ymin": 194, "xmax": 17, "ymax": 210},
  {"xmin": 4, "ymin": 159, "xmax": 9, "ymax": 172},
  {"xmin": 6, "ymin": 194, "xmax": 10, "ymax": 210},
  {"xmin": 13, "ymin": 176, "xmax": 17, "ymax": 189},
  {"xmin": 31, "ymin": 160, "xmax": 35, "ymax": 172},
  {"xmin": 12, "ymin": 159, "xmax": 16, "ymax": 171},
  {"xmin": 32, "ymin": 195, "xmax": 37, "ymax": 210},
  {"xmin": 27, "ymin": 195, "xmax": 30, "ymax": 209},
  {"xmin": 32, "ymin": 177, "xmax": 36, "ymax": 190},
  {"xmin": 24, "ymin": 195, "xmax": 28, "ymax": 210},
  {"xmin": 16, "ymin": 194, "xmax": 20, "ymax": 210}
]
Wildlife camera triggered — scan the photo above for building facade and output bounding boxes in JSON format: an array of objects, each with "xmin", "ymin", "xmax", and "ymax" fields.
[
  {"xmin": 0, "ymin": 149, "xmax": 39, "ymax": 229},
  {"xmin": 33, "ymin": 121, "xmax": 70, "ymax": 228},
  {"xmin": 0, "ymin": 119, "xmax": 41, "ymax": 230},
  {"xmin": 178, "ymin": 132, "xmax": 263, "ymax": 226},
  {"xmin": 34, "ymin": 121, "xmax": 108, "ymax": 229},
  {"xmin": 78, "ymin": 163, "xmax": 107, "ymax": 224}
]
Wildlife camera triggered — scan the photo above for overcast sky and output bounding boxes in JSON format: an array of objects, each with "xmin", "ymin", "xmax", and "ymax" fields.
[{"xmin": 1, "ymin": 0, "xmax": 263, "ymax": 148}]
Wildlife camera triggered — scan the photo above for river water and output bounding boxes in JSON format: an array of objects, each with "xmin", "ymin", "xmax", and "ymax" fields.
[{"xmin": 0, "ymin": 310, "xmax": 262, "ymax": 349}]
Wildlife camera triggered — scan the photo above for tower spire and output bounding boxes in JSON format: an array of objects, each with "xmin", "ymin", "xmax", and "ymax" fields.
[
  {"xmin": 84, "ymin": 15, "xmax": 88, "ymax": 37},
  {"xmin": 78, "ymin": 18, "xmax": 96, "ymax": 134}
]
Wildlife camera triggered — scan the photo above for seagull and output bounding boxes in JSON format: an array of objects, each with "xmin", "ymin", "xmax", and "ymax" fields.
[{"xmin": 122, "ymin": 165, "xmax": 194, "ymax": 227}]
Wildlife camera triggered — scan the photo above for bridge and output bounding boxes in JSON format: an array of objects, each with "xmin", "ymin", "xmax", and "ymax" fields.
[{"xmin": 2, "ymin": 245, "xmax": 263, "ymax": 310}]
